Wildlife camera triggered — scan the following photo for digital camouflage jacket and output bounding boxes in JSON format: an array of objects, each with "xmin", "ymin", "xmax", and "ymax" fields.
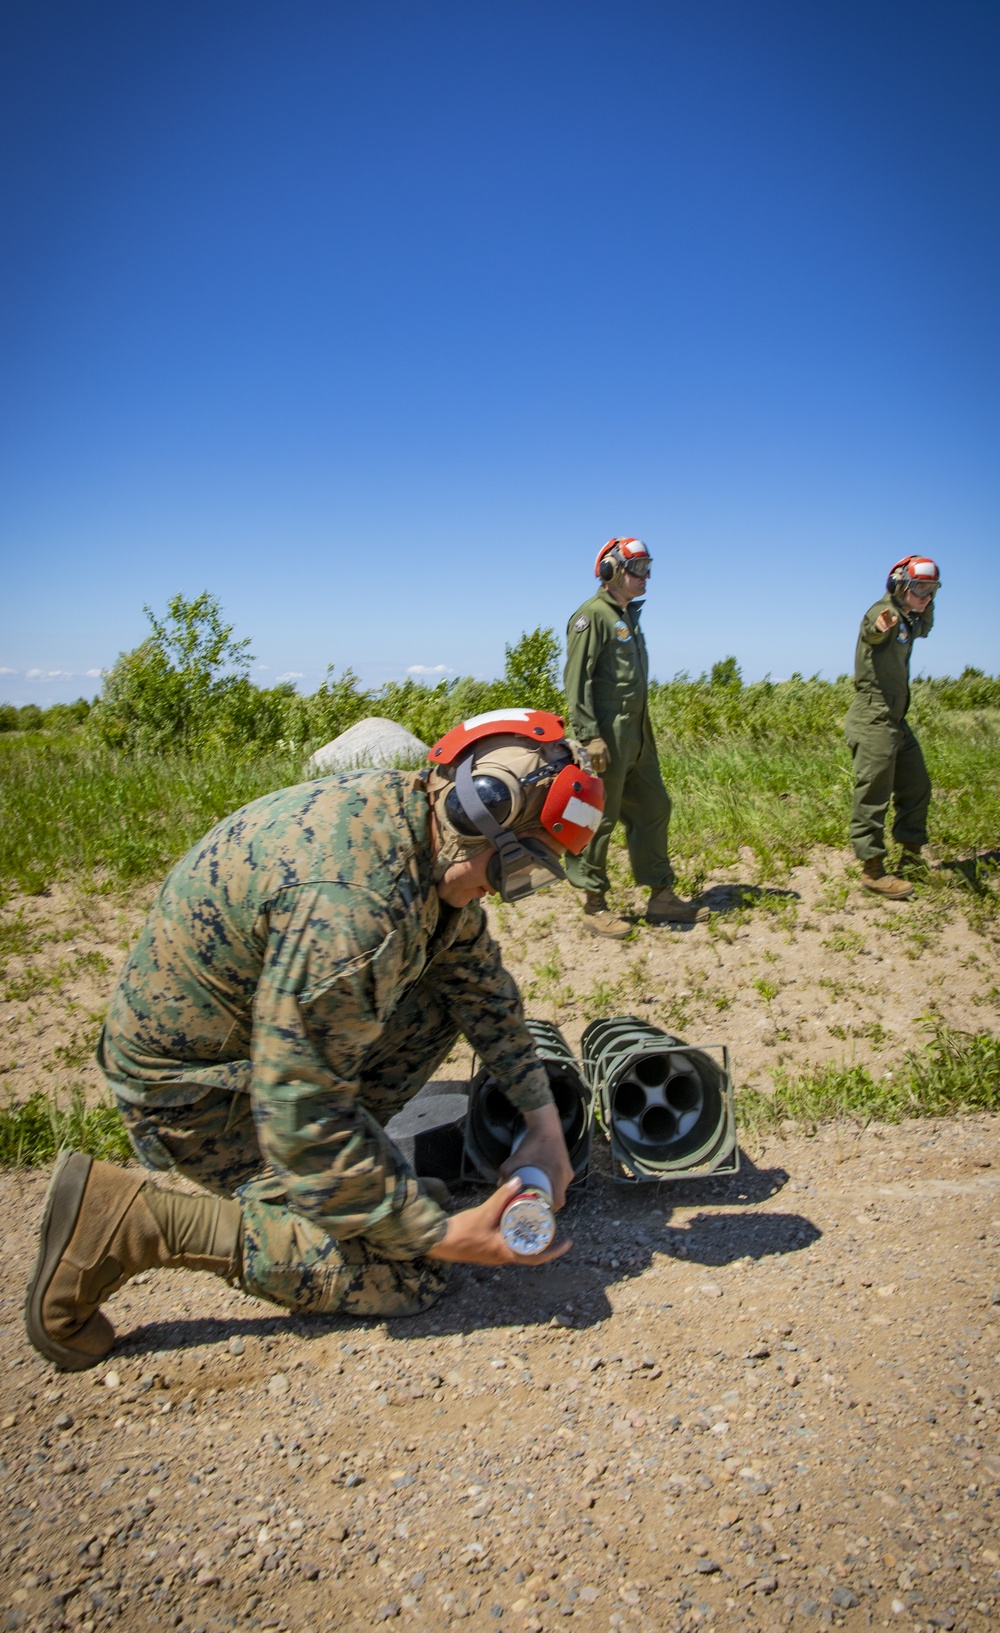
[
  {"xmin": 564, "ymin": 587, "xmax": 651, "ymax": 742},
  {"xmin": 851, "ymin": 594, "xmax": 935, "ymax": 723},
  {"xmin": 97, "ymin": 772, "xmax": 552, "ymax": 1259}
]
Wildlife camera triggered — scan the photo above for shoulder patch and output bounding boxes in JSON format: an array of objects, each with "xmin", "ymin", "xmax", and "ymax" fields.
[{"xmin": 573, "ymin": 616, "xmax": 590, "ymax": 632}]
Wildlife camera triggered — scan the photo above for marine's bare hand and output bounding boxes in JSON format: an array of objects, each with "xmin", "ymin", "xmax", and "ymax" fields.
[
  {"xmin": 875, "ymin": 609, "xmax": 899, "ymax": 634},
  {"xmin": 426, "ymin": 1179, "xmax": 572, "ymax": 1266}
]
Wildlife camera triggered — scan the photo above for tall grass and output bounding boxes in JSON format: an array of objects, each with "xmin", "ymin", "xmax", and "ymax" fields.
[
  {"xmin": 656, "ymin": 712, "xmax": 1000, "ymax": 877},
  {"xmin": 0, "ymin": 1087, "xmax": 133, "ymax": 1168},
  {"xmin": 0, "ymin": 735, "xmax": 304, "ymax": 889},
  {"xmin": 1, "ymin": 680, "xmax": 998, "ymax": 893},
  {"xmin": 737, "ymin": 1024, "xmax": 1000, "ymax": 1132}
]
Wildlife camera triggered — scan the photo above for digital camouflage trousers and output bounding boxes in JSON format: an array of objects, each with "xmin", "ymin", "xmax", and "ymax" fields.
[{"xmin": 116, "ymin": 982, "xmax": 459, "ymax": 1318}]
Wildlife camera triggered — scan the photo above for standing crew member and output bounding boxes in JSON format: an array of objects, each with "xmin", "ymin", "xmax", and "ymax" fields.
[
  {"xmin": 563, "ymin": 537, "xmax": 702, "ymax": 938},
  {"xmin": 844, "ymin": 555, "xmax": 940, "ymax": 899},
  {"xmin": 25, "ymin": 712, "xmax": 604, "ymax": 1372}
]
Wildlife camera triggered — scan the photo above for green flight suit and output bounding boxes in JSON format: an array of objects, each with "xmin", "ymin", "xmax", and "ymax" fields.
[
  {"xmin": 843, "ymin": 593, "xmax": 934, "ymax": 862},
  {"xmin": 562, "ymin": 587, "xmax": 674, "ymax": 895},
  {"xmin": 97, "ymin": 770, "xmax": 553, "ymax": 1317}
]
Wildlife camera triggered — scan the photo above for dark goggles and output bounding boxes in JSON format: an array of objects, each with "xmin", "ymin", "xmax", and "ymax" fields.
[
  {"xmin": 621, "ymin": 555, "xmax": 652, "ymax": 579},
  {"xmin": 453, "ymin": 756, "xmax": 567, "ymax": 902}
]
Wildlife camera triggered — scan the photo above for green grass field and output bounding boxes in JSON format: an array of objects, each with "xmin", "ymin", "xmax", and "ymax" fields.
[{"xmin": 1, "ymin": 680, "xmax": 997, "ymax": 895}]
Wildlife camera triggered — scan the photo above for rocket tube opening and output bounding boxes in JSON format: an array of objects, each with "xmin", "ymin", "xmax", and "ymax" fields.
[
  {"xmin": 612, "ymin": 1080, "xmax": 646, "ymax": 1120},
  {"xmin": 633, "ymin": 1053, "xmax": 671, "ymax": 1088},
  {"xmin": 640, "ymin": 1104, "xmax": 677, "ymax": 1143},
  {"xmin": 665, "ymin": 1074, "xmax": 701, "ymax": 1113}
]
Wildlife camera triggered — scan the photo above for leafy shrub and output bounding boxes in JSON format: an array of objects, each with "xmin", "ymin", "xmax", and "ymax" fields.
[
  {"xmin": 0, "ymin": 700, "xmax": 92, "ymax": 733},
  {"xmin": 88, "ymin": 591, "xmax": 254, "ymax": 752}
]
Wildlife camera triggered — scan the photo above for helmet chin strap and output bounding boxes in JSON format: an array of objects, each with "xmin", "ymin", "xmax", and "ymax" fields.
[{"xmin": 454, "ymin": 755, "xmax": 566, "ymax": 896}]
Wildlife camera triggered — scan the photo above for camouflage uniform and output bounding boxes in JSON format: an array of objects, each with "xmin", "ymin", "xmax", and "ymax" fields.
[
  {"xmin": 98, "ymin": 771, "xmax": 553, "ymax": 1316},
  {"xmin": 563, "ymin": 587, "xmax": 674, "ymax": 895},
  {"xmin": 844, "ymin": 594, "xmax": 934, "ymax": 862}
]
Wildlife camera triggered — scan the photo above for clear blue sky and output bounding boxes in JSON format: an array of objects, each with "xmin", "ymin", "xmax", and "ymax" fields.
[{"xmin": 1, "ymin": 0, "xmax": 997, "ymax": 705}]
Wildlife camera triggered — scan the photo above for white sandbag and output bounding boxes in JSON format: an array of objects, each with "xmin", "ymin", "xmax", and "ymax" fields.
[{"xmin": 306, "ymin": 716, "xmax": 430, "ymax": 776}]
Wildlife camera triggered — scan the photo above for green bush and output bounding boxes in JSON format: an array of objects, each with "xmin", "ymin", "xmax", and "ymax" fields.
[{"xmin": 88, "ymin": 591, "xmax": 254, "ymax": 752}]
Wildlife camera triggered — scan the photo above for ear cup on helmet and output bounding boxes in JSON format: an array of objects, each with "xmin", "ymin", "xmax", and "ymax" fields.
[
  {"xmin": 599, "ymin": 552, "xmax": 619, "ymax": 582},
  {"xmin": 444, "ymin": 775, "xmax": 514, "ymax": 837}
]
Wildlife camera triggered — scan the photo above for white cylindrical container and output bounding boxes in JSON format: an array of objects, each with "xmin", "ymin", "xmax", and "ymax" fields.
[{"xmin": 500, "ymin": 1163, "xmax": 555, "ymax": 1256}]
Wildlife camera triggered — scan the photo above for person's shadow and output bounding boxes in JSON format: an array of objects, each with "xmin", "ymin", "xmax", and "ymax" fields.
[
  {"xmin": 938, "ymin": 849, "xmax": 1000, "ymax": 892},
  {"xmin": 389, "ymin": 1151, "xmax": 817, "ymax": 1339},
  {"xmin": 695, "ymin": 882, "xmax": 801, "ymax": 916},
  {"xmin": 112, "ymin": 1154, "xmax": 817, "ymax": 1354}
]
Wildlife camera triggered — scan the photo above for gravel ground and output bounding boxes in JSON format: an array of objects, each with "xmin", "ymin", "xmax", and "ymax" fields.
[{"xmin": 3, "ymin": 1115, "xmax": 1000, "ymax": 1633}]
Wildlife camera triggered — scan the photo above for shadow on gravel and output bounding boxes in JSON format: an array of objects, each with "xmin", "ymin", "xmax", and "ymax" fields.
[
  {"xmin": 114, "ymin": 1312, "xmax": 314, "ymax": 1357},
  {"xmin": 111, "ymin": 1156, "xmax": 813, "ymax": 1353},
  {"xmin": 659, "ymin": 1209, "xmax": 821, "ymax": 1266}
]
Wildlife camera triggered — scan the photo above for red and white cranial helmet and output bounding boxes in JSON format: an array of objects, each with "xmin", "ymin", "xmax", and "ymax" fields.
[
  {"xmin": 595, "ymin": 537, "xmax": 652, "ymax": 583},
  {"xmin": 427, "ymin": 710, "xmax": 605, "ymax": 901},
  {"xmin": 888, "ymin": 555, "xmax": 941, "ymax": 597}
]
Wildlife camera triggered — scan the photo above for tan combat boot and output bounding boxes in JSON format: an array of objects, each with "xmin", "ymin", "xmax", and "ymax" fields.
[
  {"xmin": 860, "ymin": 858, "xmax": 913, "ymax": 900},
  {"xmin": 582, "ymin": 892, "xmax": 631, "ymax": 939},
  {"xmin": 645, "ymin": 887, "xmax": 708, "ymax": 925},
  {"xmin": 25, "ymin": 1151, "xmax": 242, "ymax": 1372}
]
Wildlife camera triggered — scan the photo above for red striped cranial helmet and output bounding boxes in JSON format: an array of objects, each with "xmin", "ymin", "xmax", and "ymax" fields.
[
  {"xmin": 427, "ymin": 710, "xmax": 605, "ymax": 901},
  {"xmin": 595, "ymin": 538, "xmax": 652, "ymax": 585},
  {"xmin": 887, "ymin": 556, "xmax": 941, "ymax": 599}
]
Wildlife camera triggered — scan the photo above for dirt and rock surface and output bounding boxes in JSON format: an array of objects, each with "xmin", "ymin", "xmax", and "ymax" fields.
[{"xmin": 1, "ymin": 849, "xmax": 999, "ymax": 1633}]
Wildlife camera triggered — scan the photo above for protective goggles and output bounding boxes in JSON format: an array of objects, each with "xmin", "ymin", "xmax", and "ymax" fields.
[
  {"xmin": 621, "ymin": 555, "xmax": 652, "ymax": 578},
  {"xmin": 906, "ymin": 579, "xmax": 939, "ymax": 598},
  {"xmin": 454, "ymin": 756, "xmax": 567, "ymax": 902}
]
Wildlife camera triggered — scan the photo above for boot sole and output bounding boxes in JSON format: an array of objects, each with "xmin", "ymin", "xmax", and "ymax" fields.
[
  {"xmin": 23, "ymin": 1149, "xmax": 98, "ymax": 1371},
  {"xmin": 861, "ymin": 881, "xmax": 913, "ymax": 899}
]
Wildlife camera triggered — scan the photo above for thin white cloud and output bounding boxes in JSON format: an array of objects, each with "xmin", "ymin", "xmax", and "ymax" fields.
[
  {"xmin": 85, "ymin": 668, "xmax": 103, "ymax": 679},
  {"xmin": 0, "ymin": 667, "xmax": 15, "ymax": 676},
  {"xmin": 25, "ymin": 668, "xmax": 44, "ymax": 679},
  {"xmin": 275, "ymin": 671, "xmax": 304, "ymax": 683},
  {"xmin": 47, "ymin": 670, "xmax": 71, "ymax": 679},
  {"xmin": 407, "ymin": 663, "xmax": 453, "ymax": 677}
]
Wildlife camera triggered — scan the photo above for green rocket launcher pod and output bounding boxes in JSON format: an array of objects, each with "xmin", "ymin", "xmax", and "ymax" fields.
[
  {"xmin": 463, "ymin": 1018, "xmax": 594, "ymax": 1188},
  {"xmin": 581, "ymin": 1015, "xmax": 738, "ymax": 1183}
]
